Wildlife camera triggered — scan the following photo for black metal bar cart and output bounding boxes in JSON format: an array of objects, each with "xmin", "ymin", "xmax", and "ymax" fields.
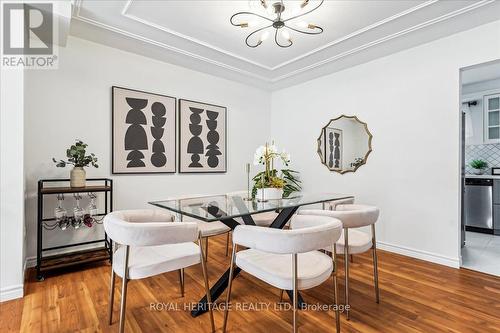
[{"xmin": 36, "ymin": 178, "xmax": 113, "ymax": 281}]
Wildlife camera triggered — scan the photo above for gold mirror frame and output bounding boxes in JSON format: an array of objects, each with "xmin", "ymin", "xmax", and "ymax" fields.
[{"xmin": 317, "ymin": 115, "xmax": 373, "ymax": 174}]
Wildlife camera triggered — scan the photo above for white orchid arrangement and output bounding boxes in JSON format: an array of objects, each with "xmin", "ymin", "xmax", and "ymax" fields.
[
  {"xmin": 253, "ymin": 144, "xmax": 291, "ymax": 167},
  {"xmin": 252, "ymin": 142, "xmax": 301, "ymax": 198}
]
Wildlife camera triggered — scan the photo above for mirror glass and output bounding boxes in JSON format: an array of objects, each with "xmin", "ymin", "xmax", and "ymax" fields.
[{"xmin": 317, "ymin": 115, "xmax": 372, "ymax": 173}]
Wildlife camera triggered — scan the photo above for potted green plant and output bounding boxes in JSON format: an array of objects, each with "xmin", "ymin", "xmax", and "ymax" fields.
[
  {"xmin": 252, "ymin": 143, "xmax": 301, "ymax": 200},
  {"xmin": 53, "ymin": 140, "xmax": 98, "ymax": 187},
  {"xmin": 470, "ymin": 159, "xmax": 488, "ymax": 175}
]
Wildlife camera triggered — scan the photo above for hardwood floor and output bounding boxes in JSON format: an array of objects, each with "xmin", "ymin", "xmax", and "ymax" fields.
[{"xmin": 2, "ymin": 234, "xmax": 500, "ymax": 333}]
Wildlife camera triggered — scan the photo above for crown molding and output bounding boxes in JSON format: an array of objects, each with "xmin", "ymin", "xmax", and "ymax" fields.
[
  {"xmin": 271, "ymin": 0, "xmax": 496, "ymax": 82},
  {"xmin": 121, "ymin": 0, "xmax": 439, "ymax": 71},
  {"xmin": 72, "ymin": 1, "xmax": 272, "ymax": 82},
  {"xmin": 72, "ymin": 0, "xmax": 497, "ymax": 85},
  {"xmin": 121, "ymin": 0, "xmax": 274, "ymax": 70}
]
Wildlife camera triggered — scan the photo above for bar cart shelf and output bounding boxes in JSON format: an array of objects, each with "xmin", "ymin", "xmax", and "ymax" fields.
[{"xmin": 36, "ymin": 178, "xmax": 113, "ymax": 281}]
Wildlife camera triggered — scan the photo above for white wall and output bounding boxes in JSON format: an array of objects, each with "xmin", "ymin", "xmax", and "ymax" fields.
[
  {"xmin": 0, "ymin": 68, "xmax": 25, "ymax": 301},
  {"xmin": 271, "ymin": 20, "xmax": 500, "ymax": 267},
  {"xmin": 23, "ymin": 36, "xmax": 271, "ymax": 261}
]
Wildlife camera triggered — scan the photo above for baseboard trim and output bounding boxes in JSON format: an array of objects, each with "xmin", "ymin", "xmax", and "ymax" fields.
[
  {"xmin": 0, "ymin": 284, "xmax": 24, "ymax": 302},
  {"xmin": 377, "ymin": 241, "xmax": 460, "ymax": 268},
  {"xmin": 25, "ymin": 256, "xmax": 37, "ymax": 268}
]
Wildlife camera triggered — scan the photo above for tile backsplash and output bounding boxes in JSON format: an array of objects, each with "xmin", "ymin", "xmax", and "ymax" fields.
[{"xmin": 465, "ymin": 143, "xmax": 500, "ymax": 174}]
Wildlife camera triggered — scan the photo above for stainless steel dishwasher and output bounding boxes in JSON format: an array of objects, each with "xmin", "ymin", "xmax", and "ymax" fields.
[{"xmin": 464, "ymin": 178, "xmax": 493, "ymax": 231}]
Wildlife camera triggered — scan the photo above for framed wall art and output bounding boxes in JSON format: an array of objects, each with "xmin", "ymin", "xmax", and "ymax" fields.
[
  {"xmin": 112, "ymin": 86, "xmax": 176, "ymax": 174},
  {"xmin": 178, "ymin": 99, "xmax": 227, "ymax": 173}
]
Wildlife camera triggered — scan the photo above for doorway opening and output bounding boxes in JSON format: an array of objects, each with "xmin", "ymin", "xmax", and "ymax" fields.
[{"xmin": 460, "ymin": 59, "xmax": 500, "ymax": 276}]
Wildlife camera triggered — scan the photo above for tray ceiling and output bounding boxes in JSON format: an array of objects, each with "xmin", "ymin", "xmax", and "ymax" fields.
[{"xmin": 71, "ymin": 0, "xmax": 500, "ymax": 90}]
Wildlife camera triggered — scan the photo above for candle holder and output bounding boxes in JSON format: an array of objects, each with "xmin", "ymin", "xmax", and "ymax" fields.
[{"xmin": 244, "ymin": 163, "xmax": 253, "ymax": 201}]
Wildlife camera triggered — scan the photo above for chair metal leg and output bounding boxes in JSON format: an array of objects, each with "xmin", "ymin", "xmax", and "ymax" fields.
[
  {"xmin": 108, "ymin": 268, "xmax": 116, "ymax": 325},
  {"xmin": 343, "ymin": 228, "xmax": 350, "ymax": 320},
  {"xmin": 178, "ymin": 268, "xmax": 185, "ymax": 297},
  {"xmin": 199, "ymin": 234, "xmax": 215, "ymax": 333},
  {"xmin": 205, "ymin": 237, "xmax": 209, "ymax": 262},
  {"xmin": 223, "ymin": 245, "xmax": 237, "ymax": 333},
  {"xmin": 225, "ymin": 232, "xmax": 230, "ymax": 257},
  {"xmin": 292, "ymin": 253, "xmax": 298, "ymax": 333},
  {"xmin": 332, "ymin": 244, "xmax": 340, "ymax": 333},
  {"xmin": 119, "ymin": 245, "xmax": 130, "ymax": 333},
  {"xmin": 372, "ymin": 224, "xmax": 380, "ymax": 304}
]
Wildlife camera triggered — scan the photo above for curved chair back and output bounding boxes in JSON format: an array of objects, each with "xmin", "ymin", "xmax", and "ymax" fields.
[
  {"xmin": 334, "ymin": 204, "xmax": 379, "ymax": 228},
  {"xmin": 324, "ymin": 197, "xmax": 355, "ymax": 210},
  {"xmin": 103, "ymin": 210, "xmax": 198, "ymax": 247},
  {"xmin": 299, "ymin": 204, "xmax": 379, "ymax": 228},
  {"xmin": 232, "ymin": 215, "xmax": 342, "ymax": 254}
]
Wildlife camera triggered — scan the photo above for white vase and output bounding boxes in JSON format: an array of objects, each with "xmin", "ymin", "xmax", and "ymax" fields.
[
  {"xmin": 256, "ymin": 188, "xmax": 283, "ymax": 201},
  {"xmin": 472, "ymin": 168, "xmax": 484, "ymax": 175},
  {"xmin": 70, "ymin": 167, "xmax": 86, "ymax": 188}
]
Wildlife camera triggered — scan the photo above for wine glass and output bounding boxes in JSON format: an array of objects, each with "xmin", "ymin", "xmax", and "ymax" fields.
[
  {"xmin": 73, "ymin": 194, "xmax": 84, "ymax": 229},
  {"xmin": 55, "ymin": 194, "xmax": 68, "ymax": 230},
  {"xmin": 84, "ymin": 193, "xmax": 98, "ymax": 227}
]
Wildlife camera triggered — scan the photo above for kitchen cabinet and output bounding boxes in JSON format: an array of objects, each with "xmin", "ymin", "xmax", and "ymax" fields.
[{"xmin": 484, "ymin": 94, "xmax": 500, "ymax": 143}]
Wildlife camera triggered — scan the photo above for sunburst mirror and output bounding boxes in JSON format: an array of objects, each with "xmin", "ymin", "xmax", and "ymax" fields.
[{"xmin": 317, "ymin": 115, "xmax": 373, "ymax": 174}]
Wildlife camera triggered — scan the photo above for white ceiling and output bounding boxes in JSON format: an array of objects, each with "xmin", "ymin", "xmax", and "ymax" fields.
[
  {"xmin": 71, "ymin": 0, "xmax": 500, "ymax": 90},
  {"xmin": 462, "ymin": 61, "xmax": 500, "ymax": 85}
]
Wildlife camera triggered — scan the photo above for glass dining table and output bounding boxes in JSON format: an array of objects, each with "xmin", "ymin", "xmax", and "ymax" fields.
[{"xmin": 149, "ymin": 192, "xmax": 354, "ymax": 317}]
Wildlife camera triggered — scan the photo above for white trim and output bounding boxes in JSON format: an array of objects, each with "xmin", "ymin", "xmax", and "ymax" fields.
[
  {"xmin": 121, "ymin": 0, "xmax": 438, "ymax": 71},
  {"xmin": 122, "ymin": 0, "xmax": 274, "ymax": 70},
  {"xmin": 377, "ymin": 241, "xmax": 460, "ymax": 268},
  {"xmin": 72, "ymin": 0, "xmax": 495, "ymax": 84},
  {"xmin": 272, "ymin": 0, "xmax": 496, "ymax": 82},
  {"xmin": 25, "ymin": 256, "xmax": 37, "ymax": 268},
  {"xmin": 0, "ymin": 284, "xmax": 24, "ymax": 302},
  {"xmin": 73, "ymin": 2, "xmax": 272, "ymax": 82}
]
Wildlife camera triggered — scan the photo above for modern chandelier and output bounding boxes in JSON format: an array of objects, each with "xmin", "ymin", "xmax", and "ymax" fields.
[{"xmin": 230, "ymin": 0, "xmax": 324, "ymax": 48}]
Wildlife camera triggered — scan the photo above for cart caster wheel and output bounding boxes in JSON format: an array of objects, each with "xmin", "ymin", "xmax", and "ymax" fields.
[{"xmin": 36, "ymin": 275, "xmax": 45, "ymax": 282}]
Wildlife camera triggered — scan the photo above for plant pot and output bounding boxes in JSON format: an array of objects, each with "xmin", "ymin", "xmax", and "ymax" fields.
[
  {"xmin": 256, "ymin": 188, "xmax": 283, "ymax": 201},
  {"xmin": 472, "ymin": 168, "xmax": 485, "ymax": 175},
  {"xmin": 70, "ymin": 167, "xmax": 86, "ymax": 188}
]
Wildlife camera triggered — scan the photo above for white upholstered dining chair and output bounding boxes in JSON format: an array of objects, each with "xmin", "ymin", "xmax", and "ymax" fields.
[
  {"xmin": 103, "ymin": 210, "xmax": 215, "ymax": 333},
  {"xmin": 222, "ymin": 215, "xmax": 343, "ymax": 333},
  {"xmin": 298, "ymin": 204, "xmax": 380, "ymax": 320}
]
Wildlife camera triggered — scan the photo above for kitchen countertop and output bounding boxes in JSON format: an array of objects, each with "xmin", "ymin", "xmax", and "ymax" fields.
[{"xmin": 465, "ymin": 174, "xmax": 500, "ymax": 179}]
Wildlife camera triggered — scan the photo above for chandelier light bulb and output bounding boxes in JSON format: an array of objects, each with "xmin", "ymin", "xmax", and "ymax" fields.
[
  {"xmin": 281, "ymin": 30, "xmax": 291, "ymax": 41},
  {"xmin": 260, "ymin": 31, "xmax": 270, "ymax": 42}
]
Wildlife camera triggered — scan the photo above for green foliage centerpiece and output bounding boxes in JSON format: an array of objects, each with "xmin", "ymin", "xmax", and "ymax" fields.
[
  {"xmin": 53, "ymin": 140, "xmax": 98, "ymax": 187},
  {"xmin": 252, "ymin": 142, "xmax": 301, "ymax": 201}
]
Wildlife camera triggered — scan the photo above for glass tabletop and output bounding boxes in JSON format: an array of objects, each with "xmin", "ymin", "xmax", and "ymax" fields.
[{"xmin": 149, "ymin": 193, "xmax": 354, "ymax": 222}]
